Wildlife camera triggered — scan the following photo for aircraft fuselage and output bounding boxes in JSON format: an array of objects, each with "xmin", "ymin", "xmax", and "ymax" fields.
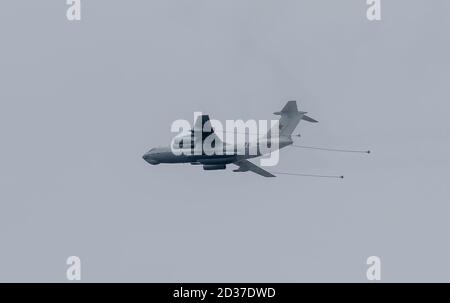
[{"xmin": 142, "ymin": 138, "xmax": 293, "ymax": 166}]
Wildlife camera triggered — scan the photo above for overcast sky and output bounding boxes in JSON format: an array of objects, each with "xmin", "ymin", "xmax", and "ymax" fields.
[{"xmin": 0, "ymin": 0, "xmax": 449, "ymax": 282}]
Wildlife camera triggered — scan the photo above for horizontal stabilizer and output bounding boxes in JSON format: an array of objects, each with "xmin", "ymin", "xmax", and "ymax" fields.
[{"xmin": 302, "ymin": 115, "xmax": 318, "ymax": 123}]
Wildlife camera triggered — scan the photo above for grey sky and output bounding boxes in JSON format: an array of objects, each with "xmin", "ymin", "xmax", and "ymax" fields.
[{"xmin": 0, "ymin": 0, "xmax": 449, "ymax": 282}]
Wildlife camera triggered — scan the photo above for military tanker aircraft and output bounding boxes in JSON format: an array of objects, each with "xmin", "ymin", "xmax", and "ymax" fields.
[{"xmin": 143, "ymin": 101, "xmax": 317, "ymax": 177}]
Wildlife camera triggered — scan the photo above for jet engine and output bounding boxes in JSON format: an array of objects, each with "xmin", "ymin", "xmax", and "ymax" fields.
[{"xmin": 203, "ymin": 164, "xmax": 226, "ymax": 170}]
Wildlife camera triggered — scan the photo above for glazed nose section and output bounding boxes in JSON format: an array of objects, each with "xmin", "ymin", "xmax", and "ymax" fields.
[
  {"xmin": 142, "ymin": 152, "xmax": 151, "ymax": 161},
  {"xmin": 142, "ymin": 150, "xmax": 160, "ymax": 165}
]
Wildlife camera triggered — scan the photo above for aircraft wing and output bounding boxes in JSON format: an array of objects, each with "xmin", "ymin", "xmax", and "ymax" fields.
[
  {"xmin": 192, "ymin": 114, "xmax": 214, "ymax": 142},
  {"xmin": 233, "ymin": 160, "xmax": 276, "ymax": 178}
]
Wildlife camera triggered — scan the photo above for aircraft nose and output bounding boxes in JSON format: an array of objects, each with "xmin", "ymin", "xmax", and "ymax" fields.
[
  {"xmin": 142, "ymin": 150, "xmax": 160, "ymax": 165},
  {"xmin": 142, "ymin": 151, "xmax": 152, "ymax": 161}
]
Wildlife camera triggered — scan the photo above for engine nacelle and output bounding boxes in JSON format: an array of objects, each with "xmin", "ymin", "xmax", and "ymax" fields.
[{"xmin": 203, "ymin": 164, "xmax": 226, "ymax": 170}]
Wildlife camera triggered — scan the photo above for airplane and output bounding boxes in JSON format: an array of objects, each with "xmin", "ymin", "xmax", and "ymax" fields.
[{"xmin": 142, "ymin": 100, "xmax": 318, "ymax": 177}]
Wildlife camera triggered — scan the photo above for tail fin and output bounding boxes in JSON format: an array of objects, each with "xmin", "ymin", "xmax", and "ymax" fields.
[{"xmin": 273, "ymin": 101, "xmax": 317, "ymax": 137}]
